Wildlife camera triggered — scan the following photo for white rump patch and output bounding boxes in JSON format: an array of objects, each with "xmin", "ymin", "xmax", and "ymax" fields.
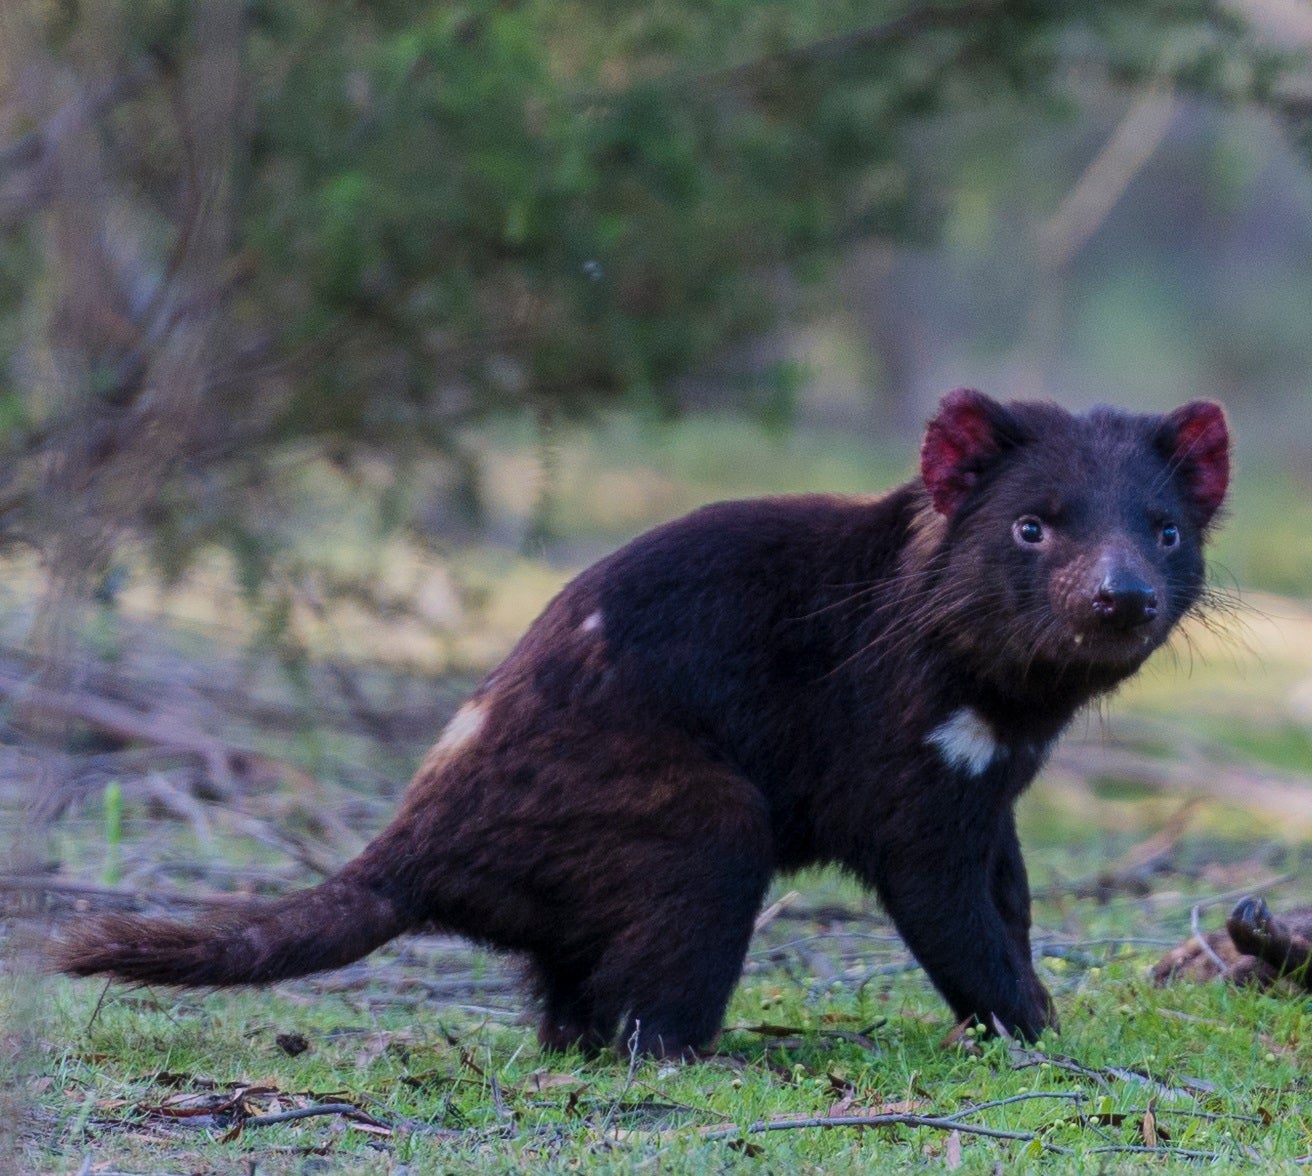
[
  {"xmin": 927, "ymin": 707, "xmax": 1002, "ymax": 776},
  {"xmin": 580, "ymin": 610, "xmax": 603, "ymax": 633},
  {"xmin": 432, "ymin": 701, "xmax": 486, "ymax": 757}
]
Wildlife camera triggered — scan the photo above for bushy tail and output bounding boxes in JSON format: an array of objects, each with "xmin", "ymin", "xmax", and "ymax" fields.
[{"xmin": 53, "ymin": 866, "xmax": 410, "ymax": 987}]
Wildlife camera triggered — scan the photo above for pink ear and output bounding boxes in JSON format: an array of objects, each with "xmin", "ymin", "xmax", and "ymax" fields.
[
  {"xmin": 920, "ymin": 389, "xmax": 1009, "ymax": 516},
  {"xmin": 1162, "ymin": 401, "xmax": 1229, "ymax": 527}
]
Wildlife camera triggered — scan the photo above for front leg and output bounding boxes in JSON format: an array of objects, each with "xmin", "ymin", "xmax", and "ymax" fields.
[
  {"xmin": 990, "ymin": 807, "xmax": 1056, "ymax": 1030},
  {"xmin": 858, "ymin": 808, "xmax": 1053, "ymax": 1040}
]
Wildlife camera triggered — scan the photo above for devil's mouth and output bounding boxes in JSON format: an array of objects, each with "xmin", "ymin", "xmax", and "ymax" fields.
[{"xmin": 1066, "ymin": 623, "xmax": 1164, "ymax": 665}]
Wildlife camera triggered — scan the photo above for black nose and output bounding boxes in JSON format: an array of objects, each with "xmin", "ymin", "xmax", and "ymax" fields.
[{"xmin": 1090, "ymin": 570, "xmax": 1158, "ymax": 631}]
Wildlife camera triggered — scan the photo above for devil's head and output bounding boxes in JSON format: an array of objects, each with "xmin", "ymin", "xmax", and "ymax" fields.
[{"xmin": 916, "ymin": 388, "xmax": 1229, "ymax": 688}]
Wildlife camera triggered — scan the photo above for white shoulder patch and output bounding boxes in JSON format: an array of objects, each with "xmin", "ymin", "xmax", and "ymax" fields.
[
  {"xmin": 418, "ymin": 700, "xmax": 487, "ymax": 777},
  {"xmin": 431, "ymin": 701, "xmax": 485, "ymax": 757},
  {"xmin": 927, "ymin": 707, "xmax": 1002, "ymax": 776}
]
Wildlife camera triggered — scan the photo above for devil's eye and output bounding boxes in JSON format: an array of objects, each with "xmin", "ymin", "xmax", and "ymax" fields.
[
  {"xmin": 1013, "ymin": 517, "xmax": 1045, "ymax": 546},
  {"xmin": 1160, "ymin": 523, "xmax": 1180, "ymax": 548}
]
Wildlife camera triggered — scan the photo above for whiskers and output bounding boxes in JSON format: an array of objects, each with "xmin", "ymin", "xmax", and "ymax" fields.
[
  {"xmin": 1170, "ymin": 574, "xmax": 1253, "ymax": 672},
  {"xmin": 813, "ymin": 578, "xmax": 1025, "ymax": 682},
  {"xmin": 785, "ymin": 545, "xmax": 1245, "ymax": 703}
]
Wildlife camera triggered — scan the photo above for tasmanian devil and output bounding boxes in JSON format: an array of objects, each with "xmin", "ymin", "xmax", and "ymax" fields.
[{"xmin": 56, "ymin": 389, "xmax": 1230, "ymax": 1058}]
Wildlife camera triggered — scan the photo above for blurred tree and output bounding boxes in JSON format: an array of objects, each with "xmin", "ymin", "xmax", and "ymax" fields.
[{"xmin": 0, "ymin": 0, "xmax": 1294, "ymax": 597}]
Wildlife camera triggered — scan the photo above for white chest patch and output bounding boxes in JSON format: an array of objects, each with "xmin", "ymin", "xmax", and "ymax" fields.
[{"xmin": 927, "ymin": 707, "xmax": 1003, "ymax": 776}]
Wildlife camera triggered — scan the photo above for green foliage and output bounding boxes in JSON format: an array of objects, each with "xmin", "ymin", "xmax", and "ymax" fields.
[{"xmin": 0, "ymin": 0, "xmax": 1293, "ymax": 589}]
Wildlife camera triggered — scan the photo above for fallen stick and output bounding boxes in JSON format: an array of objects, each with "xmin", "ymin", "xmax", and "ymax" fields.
[
  {"xmin": 695, "ymin": 1109, "xmax": 1063, "ymax": 1151},
  {"xmin": 238, "ymin": 1102, "xmax": 389, "ymax": 1130}
]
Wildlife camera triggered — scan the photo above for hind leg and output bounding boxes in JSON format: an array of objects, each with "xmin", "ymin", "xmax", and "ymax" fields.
[
  {"xmin": 533, "ymin": 959, "xmax": 606, "ymax": 1054},
  {"xmin": 525, "ymin": 735, "xmax": 776, "ymax": 1056},
  {"xmin": 429, "ymin": 724, "xmax": 775, "ymax": 1057},
  {"xmin": 581, "ymin": 828, "xmax": 773, "ymax": 1059},
  {"xmin": 530, "ymin": 756, "xmax": 775, "ymax": 1058}
]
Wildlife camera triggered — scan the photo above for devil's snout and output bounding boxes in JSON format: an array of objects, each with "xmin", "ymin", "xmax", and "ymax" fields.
[{"xmin": 1089, "ymin": 559, "xmax": 1158, "ymax": 631}]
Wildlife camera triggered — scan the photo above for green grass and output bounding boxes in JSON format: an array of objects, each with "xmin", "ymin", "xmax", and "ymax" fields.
[
  {"xmin": 18, "ymin": 854, "xmax": 1312, "ymax": 1173},
  {"xmin": 17, "ymin": 836, "xmax": 1312, "ymax": 1172}
]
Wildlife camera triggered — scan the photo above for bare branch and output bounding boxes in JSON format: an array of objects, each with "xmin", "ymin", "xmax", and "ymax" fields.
[
  {"xmin": 696, "ymin": 1109, "xmax": 1066, "ymax": 1151},
  {"xmin": 1037, "ymin": 82, "xmax": 1177, "ymax": 270}
]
